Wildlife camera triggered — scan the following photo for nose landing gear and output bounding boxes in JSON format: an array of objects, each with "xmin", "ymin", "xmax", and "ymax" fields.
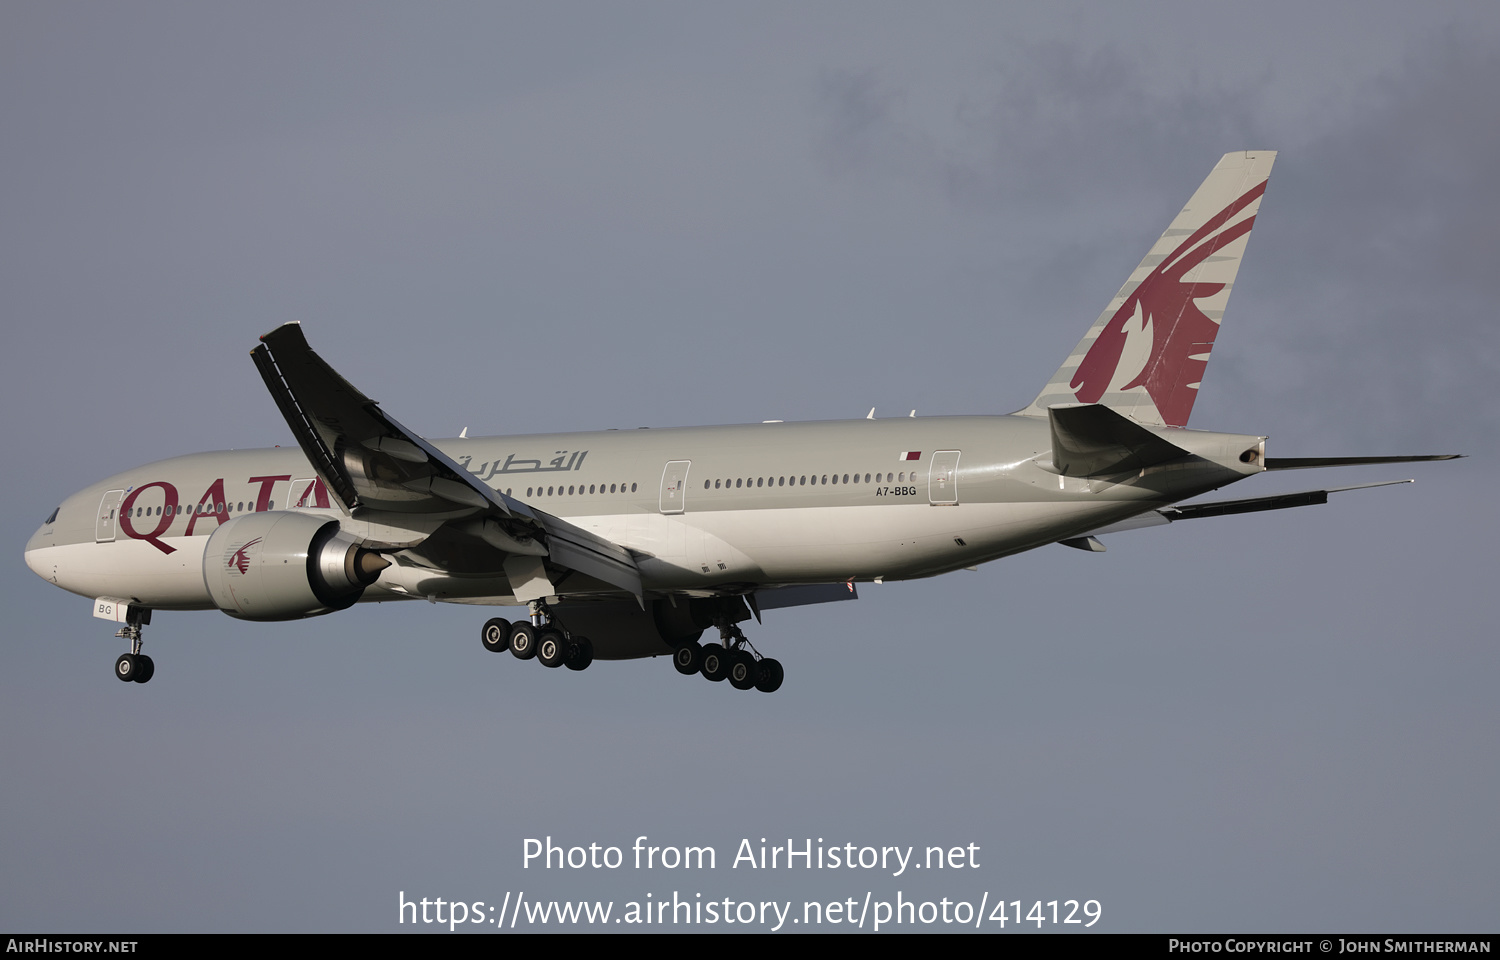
[{"xmin": 112, "ymin": 607, "xmax": 154, "ymax": 684}]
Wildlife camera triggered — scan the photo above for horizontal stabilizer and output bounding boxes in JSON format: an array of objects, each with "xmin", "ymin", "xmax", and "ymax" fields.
[
  {"xmin": 1265, "ymin": 455, "xmax": 1461, "ymax": 470},
  {"xmin": 1077, "ymin": 479, "xmax": 1413, "ymax": 541},
  {"xmin": 1049, "ymin": 403, "xmax": 1193, "ymax": 477}
]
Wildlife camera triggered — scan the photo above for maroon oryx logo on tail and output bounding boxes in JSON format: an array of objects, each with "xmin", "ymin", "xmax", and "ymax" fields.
[
  {"xmin": 227, "ymin": 538, "xmax": 263, "ymax": 575},
  {"xmin": 1070, "ymin": 181, "xmax": 1266, "ymax": 427}
]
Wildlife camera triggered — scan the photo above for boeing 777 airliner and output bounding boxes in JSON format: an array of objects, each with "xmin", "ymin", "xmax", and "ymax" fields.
[{"xmin": 24, "ymin": 151, "xmax": 1456, "ymax": 693}]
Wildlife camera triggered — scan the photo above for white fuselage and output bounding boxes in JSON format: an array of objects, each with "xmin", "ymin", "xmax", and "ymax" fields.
[{"xmin": 25, "ymin": 415, "xmax": 1262, "ymax": 610}]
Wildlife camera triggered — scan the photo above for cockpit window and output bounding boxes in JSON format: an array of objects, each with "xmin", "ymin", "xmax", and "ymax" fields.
[{"xmin": 44, "ymin": 507, "xmax": 59, "ymax": 525}]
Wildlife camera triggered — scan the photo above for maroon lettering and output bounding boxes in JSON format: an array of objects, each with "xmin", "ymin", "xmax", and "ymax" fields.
[
  {"xmin": 292, "ymin": 477, "xmax": 331, "ymax": 509},
  {"xmin": 184, "ymin": 479, "xmax": 230, "ymax": 536},
  {"xmin": 248, "ymin": 475, "xmax": 291, "ymax": 513},
  {"xmin": 118, "ymin": 482, "xmax": 179, "ymax": 555}
]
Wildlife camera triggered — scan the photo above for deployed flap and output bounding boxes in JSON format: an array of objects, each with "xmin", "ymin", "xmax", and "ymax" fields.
[
  {"xmin": 530, "ymin": 510, "xmax": 644, "ymax": 605},
  {"xmin": 251, "ymin": 324, "xmax": 643, "ymax": 604},
  {"xmin": 1048, "ymin": 403, "xmax": 1193, "ymax": 477}
]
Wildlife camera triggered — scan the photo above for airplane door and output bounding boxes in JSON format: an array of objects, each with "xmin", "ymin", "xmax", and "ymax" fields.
[
  {"xmin": 95, "ymin": 489, "xmax": 124, "ymax": 542},
  {"xmin": 929, "ymin": 451, "xmax": 961, "ymax": 505},
  {"xmin": 659, "ymin": 460, "xmax": 691, "ymax": 515}
]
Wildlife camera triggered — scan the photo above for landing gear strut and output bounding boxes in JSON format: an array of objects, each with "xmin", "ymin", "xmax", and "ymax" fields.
[
  {"xmin": 481, "ymin": 601, "xmax": 592, "ymax": 672},
  {"xmin": 112, "ymin": 607, "xmax": 154, "ymax": 684}
]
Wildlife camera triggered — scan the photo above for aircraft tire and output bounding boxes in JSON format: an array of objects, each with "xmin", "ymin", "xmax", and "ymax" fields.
[
  {"xmin": 564, "ymin": 637, "xmax": 594, "ymax": 671},
  {"xmin": 133, "ymin": 654, "xmax": 155, "ymax": 684},
  {"xmin": 700, "ymin": 643, "xmax": 730, "ymax": 683},
  {"xmin": 755, "ymin": 658, "xmax": 784, "ymax": 694},
  {"xmin": 728, "ymin": 650, "xmax": 759, "ymax": 690},
  {"xmin": 481, "ymin": 618, "xmax": 512, "ymax": 653},
  {"xmin": 509, "ymin": 623, "xmax": 538, "ymax": 660},
  {"xmin": 672, "ymin": 641, "xmax": 703, "ymax": 676},
  {"xmin": 114, "ymin": 653, "xmax": 138, "ymax": 682},
  {"xmin": 537, "ymin": 630, "xmax": 568, "ymax": 668}
]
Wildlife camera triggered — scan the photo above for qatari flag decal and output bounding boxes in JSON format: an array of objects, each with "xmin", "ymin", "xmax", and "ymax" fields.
[{"xmin": 898, "ymin": 451, "xmax": 921, "ymax": 461}]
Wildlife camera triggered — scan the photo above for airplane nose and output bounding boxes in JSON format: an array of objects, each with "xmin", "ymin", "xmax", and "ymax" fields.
[
  {"xmin": 25, "ymin": 510, "xmax": 59, "ymax": 583},
  {"xmin": 24, "ymin": 529, "xmax": 47, "ymax": 579}
]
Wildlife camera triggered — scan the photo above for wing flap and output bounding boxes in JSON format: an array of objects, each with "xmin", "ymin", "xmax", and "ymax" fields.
[{"xmin": 534, "ymin": 514, "xmax": 644, "ymax": 605}]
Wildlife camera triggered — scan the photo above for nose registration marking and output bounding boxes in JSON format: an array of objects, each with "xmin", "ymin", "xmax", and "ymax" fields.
[{"xmin": 92, "ymin": 597, "xmax": 134, "ymax": 622}]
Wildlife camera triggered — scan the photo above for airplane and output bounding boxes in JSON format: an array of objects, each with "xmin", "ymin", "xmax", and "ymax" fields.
[{"xmin": 24, "ymin": 150, "xmax": 1458, "ymax": 693}]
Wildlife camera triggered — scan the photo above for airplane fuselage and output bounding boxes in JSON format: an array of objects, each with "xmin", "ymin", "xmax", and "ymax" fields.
[
  {"xmin": 25, "ymin": 152, "xmax": 1453, "ymax": 692},
  {"xmin": 26, "ymin": 414, "xmax": 1263, "ymax": 611}
]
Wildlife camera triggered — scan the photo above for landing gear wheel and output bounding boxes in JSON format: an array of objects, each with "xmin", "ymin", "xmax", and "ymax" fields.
[
  {"xmin": 565, "ymin": 637, "xmax": 594, "ymax": 671},
  {"xmin": 728, "ymin": 650, "xmax": 759, "ymax": 690},
  {"xmin": 754, "ymin": 658, "xmax": 784, "ymax": 693},
  {"xmin": 509, "ymin": 623, "xmax": 538, "ymax": 660},
  {"xmin": 700, "ymin": 643, "xmax": 730, "ymax": 683},
  {"xmin": 673, "ymin": 641, "xmax": 704, "ymax": 676},
  {"xmin": 133, "ymin": 654, "xmax": 155, "ymax": 684},
  {"xmin": 114, "ymin": 653, "xmax": 138, "ymax": 682},
  {"xmin": 537, "ymin": 630, "xmax": 568, "ymax": 668},
  {"xmin": 481, "ymin": 618, "xmax": 512, "ymax": 653}
]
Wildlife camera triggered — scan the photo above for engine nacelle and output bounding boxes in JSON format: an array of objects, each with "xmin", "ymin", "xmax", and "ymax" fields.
[{"xmin": 203, "ymin": 512, "xmax": 388, "ymax": 621}]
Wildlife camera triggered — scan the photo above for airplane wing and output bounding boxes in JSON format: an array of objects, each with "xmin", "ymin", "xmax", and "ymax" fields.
[
  {"xmin": 250, "ymin": 323, "xmax": 643, "ymax": 603},
  {"xmin": 1059, "ymin": 479, "xmax": 1415, "ymax": 551}
]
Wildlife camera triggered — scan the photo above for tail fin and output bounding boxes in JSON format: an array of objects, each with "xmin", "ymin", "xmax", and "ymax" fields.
[{"xmin": 1019, "ymin": 150, "xmax": 1277, "ymax": 428}]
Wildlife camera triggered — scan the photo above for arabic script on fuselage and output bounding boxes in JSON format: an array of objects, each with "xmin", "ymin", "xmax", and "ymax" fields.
[{"xmin": 458, "ymin": 450, "xmax": 589, "ymax": 483}]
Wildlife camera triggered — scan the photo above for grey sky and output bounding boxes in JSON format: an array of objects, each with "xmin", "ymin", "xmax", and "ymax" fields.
[{"xmin": 2, "ymin": 2, "xmax": 1495, "ymax": 932}]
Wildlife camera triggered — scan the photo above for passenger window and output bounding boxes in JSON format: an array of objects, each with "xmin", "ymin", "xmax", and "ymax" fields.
[{"xmin": 630, "ymin": 483, "xmax": 637, "ymax": 492}]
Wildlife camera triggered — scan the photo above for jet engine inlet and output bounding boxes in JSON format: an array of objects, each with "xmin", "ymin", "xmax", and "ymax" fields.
[{"xmin": 204, "ymin": 512, "xmax": 387, "ymax": 621}]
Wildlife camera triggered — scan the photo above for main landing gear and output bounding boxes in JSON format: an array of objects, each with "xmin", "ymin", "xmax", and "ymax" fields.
[
  {"xmin": 113, "ymin": 607, "xmax": 155, "ymax": 684},
  {"xmin": 673, "ymin": 620, "xmax": 783, "ymax": 694},
  {"xmin": 479, "ymin": 601, "xmax": 594, "ymax": 672}
]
